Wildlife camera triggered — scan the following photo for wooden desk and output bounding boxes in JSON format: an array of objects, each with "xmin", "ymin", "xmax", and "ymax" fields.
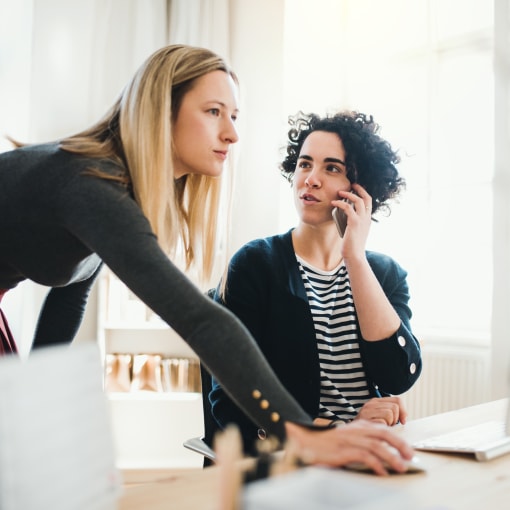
[{"xmin": 118, "ymin": 399, "xmax": 510, "ymax": 510}]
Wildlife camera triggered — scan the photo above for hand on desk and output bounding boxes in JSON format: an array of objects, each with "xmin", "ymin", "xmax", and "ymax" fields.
[
  {"xmin": 285, "ymin": 419, "xmax": 414, "ymax": 476},
  {"xmin": 354, "ymin": 396, "xmax": 408, "ymax": 426},
  {"xmin": 312, "ymin": 397, "xmax": 407, "ymax": 428}
]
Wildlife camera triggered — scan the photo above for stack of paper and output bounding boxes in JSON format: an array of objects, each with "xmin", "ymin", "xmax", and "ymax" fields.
[
  {"xmin": 0, "ymin": 343, "xmax": 121, "ymax": 510},
  {"xmin": 242, "ymin": 466, "xmax": 417, "ymax": 510}
]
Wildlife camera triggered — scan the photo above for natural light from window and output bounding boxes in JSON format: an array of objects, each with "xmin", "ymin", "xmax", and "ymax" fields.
[{"xmin": 279, "ymin": 0, "xmax": 494, "ymax": 344}]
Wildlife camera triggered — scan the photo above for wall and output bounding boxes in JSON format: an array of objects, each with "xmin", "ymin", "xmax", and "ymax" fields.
[
  {"xmin": 1, "ymin": 0, "xmax": 509, "ymax": 417},
  {"xmin": 227, "ymin": 0, "xmax": 287, "ymax": 253},
  {"xmin": 491, "ymin": 0, "xmax": 510, "ymax": 399}
]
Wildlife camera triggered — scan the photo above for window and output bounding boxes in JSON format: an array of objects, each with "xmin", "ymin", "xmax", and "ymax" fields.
[{"xmin": 281, "ymin": 0, "xmax": 494, "ymax": 343}]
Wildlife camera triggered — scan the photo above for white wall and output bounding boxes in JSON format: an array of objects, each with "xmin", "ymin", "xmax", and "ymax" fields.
[
  {"xmin": 1, "ymin": 0, "xmax": 509, "ymax": 399},
  {"xmin": 491, "ymin": 0, "xmax": 510, "ymax": 399},
  {"xmin": 0, "ymin": 0, "xmax": 169, "ymax": 353},
  {"xmin": 227, "ymin": 0, "xmax": 287, "ymax": 252}
]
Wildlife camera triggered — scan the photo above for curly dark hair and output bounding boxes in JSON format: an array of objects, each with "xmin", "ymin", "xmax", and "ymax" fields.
[{"xmin": 280, "ymin": 111, "xmax": 405, "ymax": 216}]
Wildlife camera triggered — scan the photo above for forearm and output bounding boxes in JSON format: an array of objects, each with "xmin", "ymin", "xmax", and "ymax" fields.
[
  {"xmin": 121, "ymin": 261, "xmax": 314, "ymax": 442},
  {"xmin": 32, "ymin": 264, "xmax": 102, "ymax": 348},
  {"xmin": 344, "ymin": 256, "xmax": 400, "ymax": 341},
  {"xmin": 186, "ymin": 300, "xmax": 313, "ymax": 442}
]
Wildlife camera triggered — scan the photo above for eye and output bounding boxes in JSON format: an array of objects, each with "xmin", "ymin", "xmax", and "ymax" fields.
[
  {"xmin": 208, "ymin": 108, "xmax": 221, "ymax": 116},
  {"xmin": 326, "ymin": 164, "xmax": 345, "ymax": 174},
  {"xmin": 297, "ymin": 160, "xmax": 311, "ymax": 169},
  {"xmin": 231, "ymin": 113, "xmax": 238, "ymax": 122}
]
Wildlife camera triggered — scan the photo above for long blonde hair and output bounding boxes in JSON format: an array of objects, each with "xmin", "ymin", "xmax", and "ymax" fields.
[{"xmin": 60, "ymin": 45, "xmax": 237, "ymax": 282}]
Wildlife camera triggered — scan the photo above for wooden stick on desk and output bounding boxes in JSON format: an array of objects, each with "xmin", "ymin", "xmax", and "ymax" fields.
[{"xmin": 215, "ymin": 425, "xmax": 244, "ymax": 510}]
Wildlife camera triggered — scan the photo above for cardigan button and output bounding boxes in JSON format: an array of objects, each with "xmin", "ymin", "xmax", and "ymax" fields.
[
  {"xmin": 270, "ymin": 412, "xmax": 280, "ymax": 422},
  {"xmin": 260, "ymin": 399, "xmax": 269, "ymax": 409},
  {"xmin": 410, "ymin": 363, "xmax": 417, "ymax": 374},
  {"xmin": 398, "ymin": 336, "xmax": 406, "ymax": 347},
  {"xmin": 252, "ymin": 389, "xmax": 261, "ymax": 399}
]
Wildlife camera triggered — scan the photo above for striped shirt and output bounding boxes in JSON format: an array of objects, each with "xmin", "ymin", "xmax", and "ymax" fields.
[{"xmin": 296, "ymin": 255, "xmax": 371, "ymax": 422}]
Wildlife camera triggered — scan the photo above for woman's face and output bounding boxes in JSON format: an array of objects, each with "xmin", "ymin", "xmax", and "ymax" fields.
[
  {"xmin": 172, "ymin": 70, "xmax": 239, "ymax": 179},
  {"xmin": 293, "ymin": 130, "xmax": 351, "ymax": 226}
]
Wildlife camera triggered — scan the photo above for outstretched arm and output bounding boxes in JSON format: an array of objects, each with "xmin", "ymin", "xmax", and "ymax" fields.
[{"xmin": 59, "ymin": 174, "xmax": 413, "ymax": 473}]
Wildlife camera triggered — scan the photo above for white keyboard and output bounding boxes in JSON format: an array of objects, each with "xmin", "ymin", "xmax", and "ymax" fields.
[{"xmin": 414, "ymin": 420, "xmax": 510, "ymax": 461}]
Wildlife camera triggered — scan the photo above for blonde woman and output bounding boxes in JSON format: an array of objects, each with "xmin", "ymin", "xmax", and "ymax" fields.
[{"xmin": 0, "ymin": 45, "xmax": 413, "ymax": 474}]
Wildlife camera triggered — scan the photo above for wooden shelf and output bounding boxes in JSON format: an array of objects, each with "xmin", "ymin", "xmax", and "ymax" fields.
[
  {"xmin": 107, "ymin": 391, "xmax": 201, "ymax": 402},
  {"xmin": 97, "ymin": 269, "xmax": 204, "ymax": 469},
  {"xmin": 103, "ymin": 327, "xmax": 198, "ymax": 358}
]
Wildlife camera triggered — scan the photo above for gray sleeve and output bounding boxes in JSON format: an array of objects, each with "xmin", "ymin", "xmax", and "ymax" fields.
[
  {"xmin": 58, "ymin": 174, "xmax": 313, "ymax": 441},
  {"xmin": 33, "ymin": 264, "xmax": 103, "ymax": 348}
]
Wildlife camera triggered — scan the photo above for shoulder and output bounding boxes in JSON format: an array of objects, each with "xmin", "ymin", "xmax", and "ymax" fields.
[
  {"xmin": 57, "ymin": 146, "xmax": 126, "ymax": 178},
  {"xmin": 226, "ymin": 232, "xmax": 295, "ymax": 281},
  {"xmin": 366, "ymin": 251, "xmax": 408, "ymax": 281},
  {"xmin": 8, "ymin": 142, "xmax": 126, "ymax": 179},
  {"xmin": 230, "ymin": 230, "xmax": 294, "ymax": 266}
]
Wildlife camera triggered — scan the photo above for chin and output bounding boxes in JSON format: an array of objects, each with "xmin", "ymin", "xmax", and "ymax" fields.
[
  {"xmin": 190, "ymin": 164, "xmax": 225, "ymax": 178},
  {"xmin": 204, "ymin": 166, "xmax": 225, "ymax": 178}
]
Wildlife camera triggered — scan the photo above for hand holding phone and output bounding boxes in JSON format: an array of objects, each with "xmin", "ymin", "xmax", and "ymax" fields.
[{"xmin": 332, "ymin": 199, "xmax": 352, "ymax": 237}]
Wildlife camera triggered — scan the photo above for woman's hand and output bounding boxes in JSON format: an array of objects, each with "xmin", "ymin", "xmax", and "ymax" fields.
[
  {"xmin": 312, "ymin": 396, "xmax": 407, "ymax": 428},
  {"xmin": 332, "ymin": 182, "xmax": 402, "ymax": 341},
  {"xmin": 284, "ymin": 419, "xmax": 414, "ymax": 476},
  {"xmin": 332, "ymin": 183, "xmax": 372, "ymax": 261},
  {"xmin": 354, "ymin": 396, "xmax": 408, "ymax": 426},
  {"xmin": 312, "ymin": 417, "xmax": 337, "ymax": 427}
]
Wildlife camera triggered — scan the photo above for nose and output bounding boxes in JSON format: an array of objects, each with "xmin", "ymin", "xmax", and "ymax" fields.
[
  {"xmin": 222, "ymin": 118, "xmax": 239, "ymax": 144},
  {"xmin": 305, "ymin": 170, "xmax": 321, "ymax": 188}
]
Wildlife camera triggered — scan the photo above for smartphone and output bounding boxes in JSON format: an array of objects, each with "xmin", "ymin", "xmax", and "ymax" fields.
[{"xmin": 332, "ymin": 199, "xmax": 352, "ymax": 237}]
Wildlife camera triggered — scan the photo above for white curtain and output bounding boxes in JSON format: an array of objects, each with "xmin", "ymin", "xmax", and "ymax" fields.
[
  {"xmin": 0, "ymin": 0, "xmax": 281, "ymax": 353},
  {"xmin": 1, "ymin": 0, "xmax": 170, "ymax": 354},
  {"xmin": 491, "ymin": 0, "xmax": 510, "ymax": 398},
  {"xmin": 29, "ymin": 0, "xmax": 169, "ymax": 142},
  {"xmin": 168, "ymin": 0, "xmax": 231, "ymax": 57}
]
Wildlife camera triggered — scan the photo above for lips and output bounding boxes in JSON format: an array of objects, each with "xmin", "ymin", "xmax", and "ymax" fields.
[
  {"xmin": 301, "ymin": 193, "xmax": 319, "ymax": 202},
  {"xmin": 214, "ymin": 150, "xmax": 228, "ymax": 160}
]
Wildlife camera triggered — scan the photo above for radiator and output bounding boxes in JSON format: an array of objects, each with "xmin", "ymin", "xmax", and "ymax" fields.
[{"xmin": 401, "ymin": 343, "xmax": 491, "ymax": 419}]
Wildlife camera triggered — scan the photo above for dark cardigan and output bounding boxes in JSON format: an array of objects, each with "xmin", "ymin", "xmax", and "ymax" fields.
[{"xmin": 210, "ymin": 229, "xmax": 422, "ymax": 452}]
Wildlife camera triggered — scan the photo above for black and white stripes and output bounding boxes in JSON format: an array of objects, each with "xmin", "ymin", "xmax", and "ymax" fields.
[{"xmin": 296, "ymin": 255, "xmax": 371, "ymax": 422}]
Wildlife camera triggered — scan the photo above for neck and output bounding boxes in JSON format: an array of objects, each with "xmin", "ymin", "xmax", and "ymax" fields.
[{"xmin": 291, "ymin": 224, "xmax": 343, "ymax": 271}]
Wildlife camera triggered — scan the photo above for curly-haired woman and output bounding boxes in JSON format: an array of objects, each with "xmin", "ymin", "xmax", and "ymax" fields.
[{"xmin": 211, "ymin": 110, "xmax": 423, "ymax": 456}]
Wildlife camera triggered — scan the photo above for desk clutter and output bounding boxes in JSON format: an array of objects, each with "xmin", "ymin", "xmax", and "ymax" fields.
[
  {"xmin": 0, "ymin": 343, "xmax": 120, "ymax": 510},
  {"xmin": 104, "ymin": 353, "xmax": 201, "ymax": 393},
  {"xmin": 118, "ymin": 400, "xmax": 510, "ymax": 510},
  {"xmin": 213, "ymin": 426, "xmax": 416, "ymax": 510}
]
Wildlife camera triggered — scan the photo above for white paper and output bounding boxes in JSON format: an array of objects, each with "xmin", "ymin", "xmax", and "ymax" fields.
[
  {"xmin": 0, "ymin": 343, "xmax": 121, "ymax": 510},
  {"xmin": 242, "ymin": 466, "xmax": 417, "ymax": 510}
]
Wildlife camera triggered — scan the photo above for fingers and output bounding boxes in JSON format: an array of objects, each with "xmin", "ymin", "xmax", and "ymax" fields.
[
  {"xmin": 342, "ymin": 419, "xmax": 414, "ymax": 458},
  {"xmin": 356, "ymin": 397, "xmax": 407, "ymax": 426},
  {"xmin": 336, "ymin": 183, "xmax": 372, "ymax": 214},
  {"xmin": 351, "ymin": 182, "xmax": 369, "ymax": 200},
  {"xmin": 313, "ymin": 417, "xmax": 334, "ymax": 427},
  {"xmin": 398, "ymin": 401, "xmax": 408, "ymax": 425},
  {"xmin": 356, "ymin": 437, "xmax": 411, "ymax": 475},
  {"xmin": 342, "ymin": 422, "xmax": 415, "ymax": 474},
  {"xmin": 373, "ymin": 425, "xmax": 415, "ymax": 462},
  {"xmin": 285, "ymin": 420, "xmax": 415, "ymax": 476}
]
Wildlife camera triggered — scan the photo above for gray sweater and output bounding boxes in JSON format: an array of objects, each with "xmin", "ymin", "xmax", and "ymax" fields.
[{"xmin": 0, "ymin": 142, "xmax": 314, "ymax": 440}]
